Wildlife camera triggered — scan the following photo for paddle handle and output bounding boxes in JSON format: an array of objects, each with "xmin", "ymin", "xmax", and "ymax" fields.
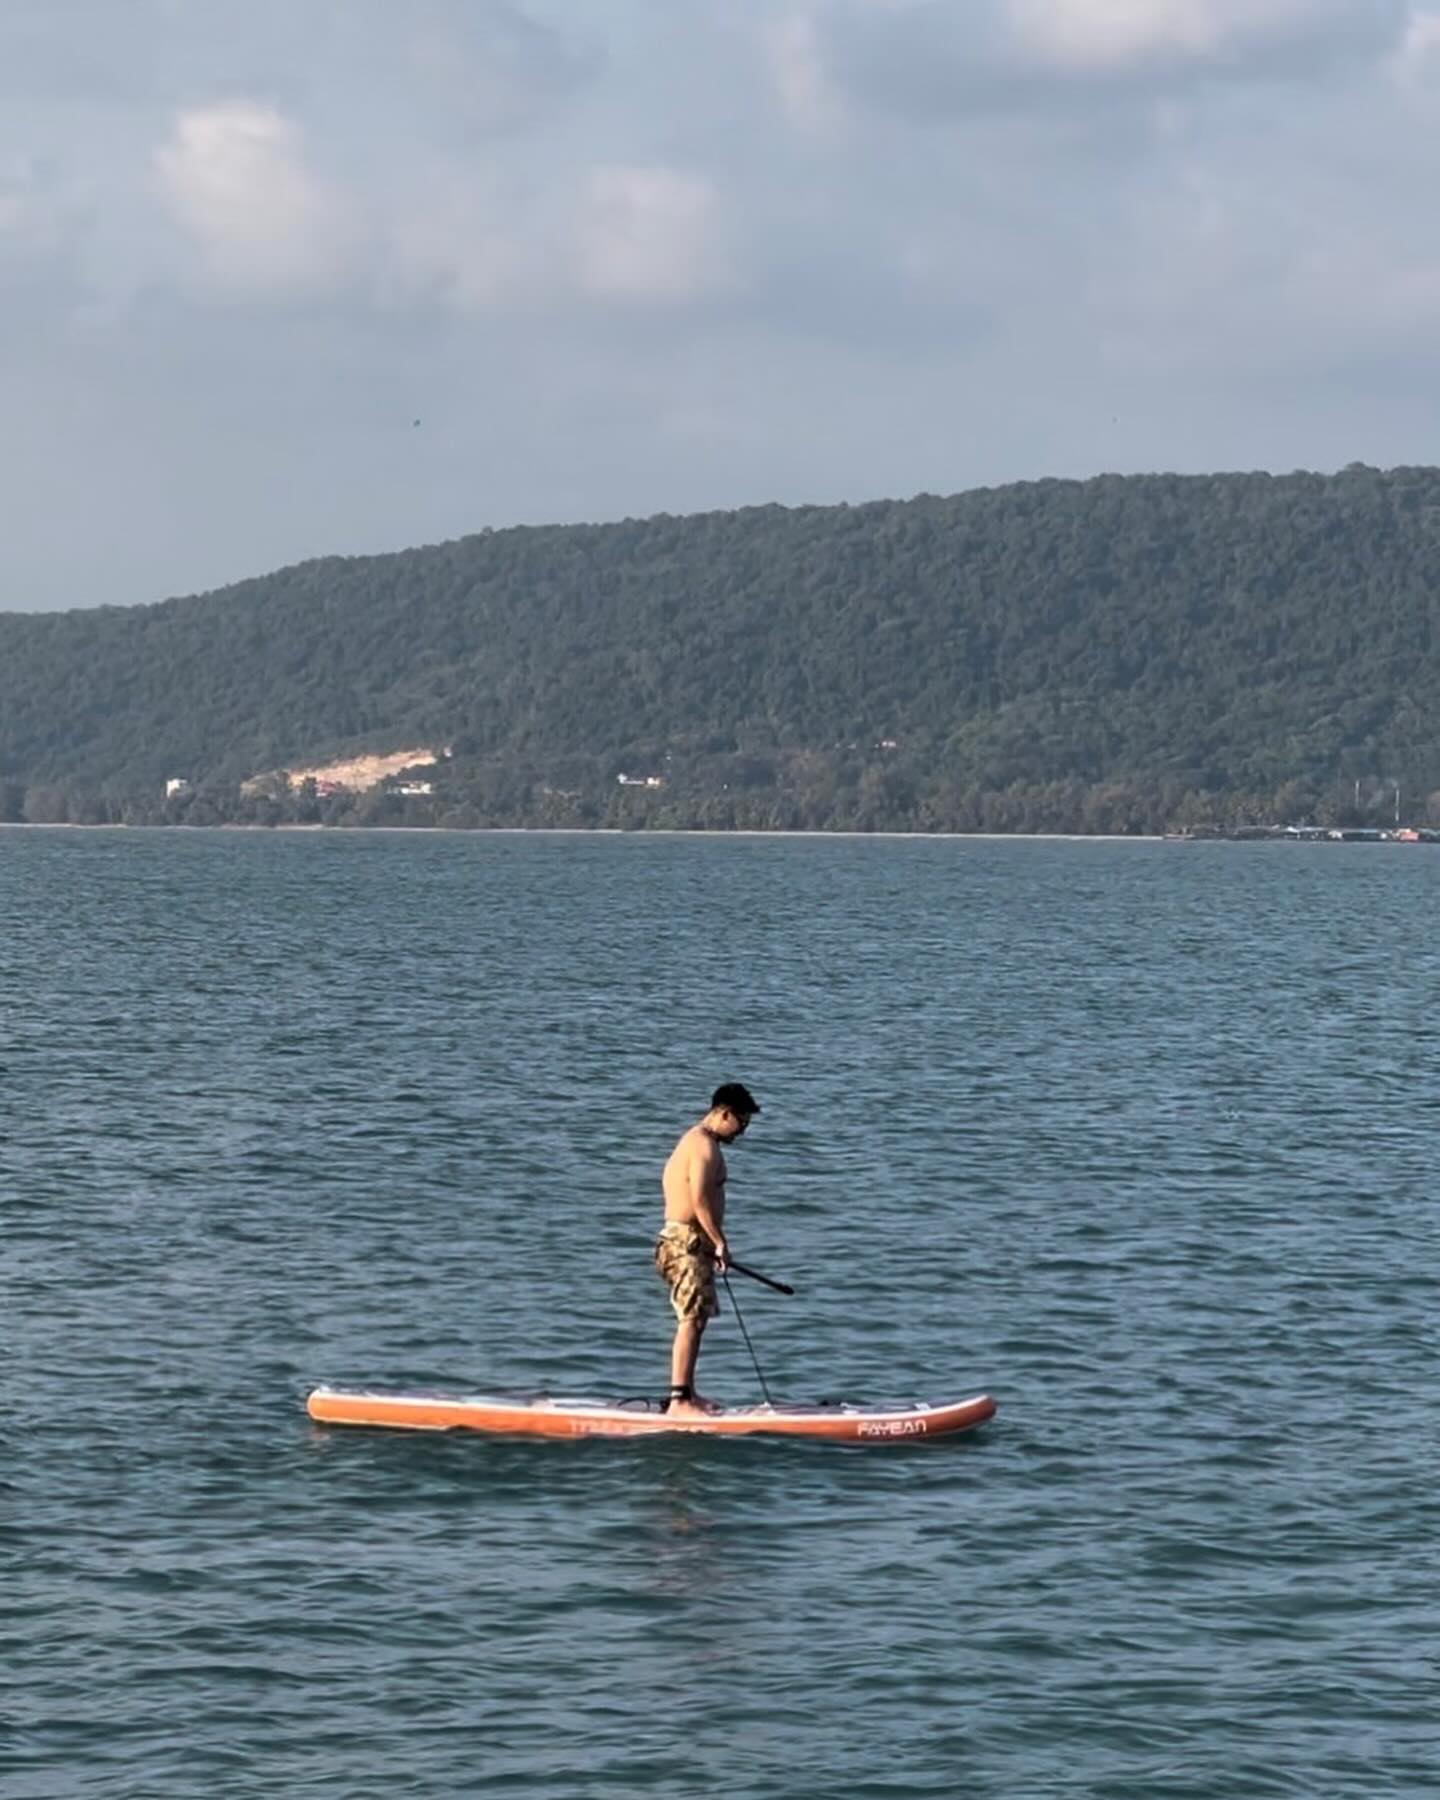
[{"xmin": 727, "ymin": 1259, "xmax": 795, "ymax": 1296}]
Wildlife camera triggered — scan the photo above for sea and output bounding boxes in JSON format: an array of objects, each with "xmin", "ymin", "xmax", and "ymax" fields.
[{"xmin": 4, "ymin": 827, "xmax": 1436, "ymax": 1799}]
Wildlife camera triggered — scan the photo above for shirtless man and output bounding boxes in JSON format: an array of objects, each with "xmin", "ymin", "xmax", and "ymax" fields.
[{"xmin": 655, "ymin": 1082, "xmax": 760, "ymax": 1416}]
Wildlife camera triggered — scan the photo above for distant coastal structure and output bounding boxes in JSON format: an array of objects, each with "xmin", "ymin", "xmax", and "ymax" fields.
[
  {"xmin": 239, "ymin": 747, "xmax": 448, "ymax": 799},
  {"xmin": 1177, "ymin": 825, "xmax": 1440, "ymax": 844}
]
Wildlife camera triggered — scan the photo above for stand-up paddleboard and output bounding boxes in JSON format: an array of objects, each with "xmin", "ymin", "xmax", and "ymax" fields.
[{"xmin": 306, "ymin": 1386, "xmax": 996, "ymax": 1441}]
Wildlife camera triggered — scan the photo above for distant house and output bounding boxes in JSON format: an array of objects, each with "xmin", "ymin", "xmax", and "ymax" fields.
[
  {"xmin": 616, "ymin": 773, "xmax": 665, "ymax": 788},
  {"xmin": 394, "ymin": 781, "xmax": 434, "ymax": 797},
  {"xmin": 165, "ymin": 778, "xmax": 191, "ymax": 798}
]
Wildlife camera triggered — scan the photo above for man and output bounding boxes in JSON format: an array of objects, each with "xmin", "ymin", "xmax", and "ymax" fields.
[{"xmin": 655, "ymin": 1081, "xmax": 761, "ymax": 1416}]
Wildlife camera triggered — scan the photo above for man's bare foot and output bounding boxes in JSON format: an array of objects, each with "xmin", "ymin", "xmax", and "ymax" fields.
[{"xmin": 666, "ymin": 1395, "xmax": 721, "ymax": 1419}]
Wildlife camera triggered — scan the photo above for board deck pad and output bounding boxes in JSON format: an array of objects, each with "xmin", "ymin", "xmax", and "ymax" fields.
[{"xmin": 306, "ymin": 1386, "xmax": 996, "ymax": 1441}]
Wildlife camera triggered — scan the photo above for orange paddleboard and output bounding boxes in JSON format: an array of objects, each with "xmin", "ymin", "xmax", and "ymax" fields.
[{"xmin": 306, "ymin": 1386, "xmax": 996, "ymax": 1442}]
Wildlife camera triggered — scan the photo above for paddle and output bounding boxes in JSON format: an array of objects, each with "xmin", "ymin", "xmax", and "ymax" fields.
[
  {"xmin": 725, "ymin": 1259, "xmax": 794, "ymax": 1296},
  {"xmin": 721, "ymin": 1271, "xmax": 774, "ymax": 1405}
]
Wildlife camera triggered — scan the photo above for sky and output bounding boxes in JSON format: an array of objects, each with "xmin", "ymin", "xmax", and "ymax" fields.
[{"xmin": 4, "ymin": 0, "xmax": 1440, "ymax": 611}]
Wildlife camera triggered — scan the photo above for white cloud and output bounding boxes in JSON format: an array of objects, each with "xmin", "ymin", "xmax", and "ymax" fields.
[
  {"xmin": 1006, "ymin": 0, "xmax": 1398, "ymax": 75},
  {"xmin": 148, "ymin": 112, "xmax": 739, "ymax": 317},
  {"xmin": 1390, "ymin": 3, "xmax": 1440, "ymax": 78},
  {"xmin": 808, "ymin": 0, "xmax": 1413, "ymax": 120},
  {"xmin": 153, "ymin": 101, "xmax": 358, "ymax": 295},
  {"xmin": 381, "ymin": 169, "xmax": 530, "ymax": 309},
  {"xmin": 1008, "ymin": 0, "xmax": 1262, "ymax": 71},
  {"xmin": 762, "ymin": 9, "xmax": 842, "ymax": 130},
  {"xmin": 575, "ymin": 165, "xmax": 732, "ymax": 304}
]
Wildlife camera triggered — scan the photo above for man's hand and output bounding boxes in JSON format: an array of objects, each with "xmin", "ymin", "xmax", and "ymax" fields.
[{"xmin": 713, "ymin": 1238, "xmax": 730, "ymax": 1272}]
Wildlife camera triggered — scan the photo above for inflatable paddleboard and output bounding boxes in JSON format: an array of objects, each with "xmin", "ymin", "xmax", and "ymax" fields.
[{"xmin": 306, "ymin": 1386, "xmax": 996, "ymax": 1442}]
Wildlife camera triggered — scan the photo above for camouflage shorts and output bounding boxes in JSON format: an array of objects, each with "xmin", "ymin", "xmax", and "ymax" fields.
[{"xmin": 654, "ymin": 1221, "xmax": 720, "ymax": 1324}]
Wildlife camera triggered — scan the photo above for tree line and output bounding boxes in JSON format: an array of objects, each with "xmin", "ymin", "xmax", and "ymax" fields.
[{"xmin": 4, "ymin": 462, "xmax": 1440, "ymax": 834}]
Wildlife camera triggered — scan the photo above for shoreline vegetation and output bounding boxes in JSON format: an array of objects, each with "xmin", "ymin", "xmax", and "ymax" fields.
[
  {"xmin": 2, "ymin": 820, "xmax": 1432, "ymax": 847},
  {"xmin": 4, "ymin": 789, "xmax": 1426, "ymax": 835},
  {"xmin": 6, "ymin": 466, "xmax": 1440, "ymax": 833},
  {"xmin": 3, "ymin": 765, "xmax": 1425, "ymax": 837}
]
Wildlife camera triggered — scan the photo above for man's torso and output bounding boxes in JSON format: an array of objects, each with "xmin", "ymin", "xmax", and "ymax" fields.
[{"xmin": 661, "ymin": 1124, "xmax": 726, "ymax": 1228}]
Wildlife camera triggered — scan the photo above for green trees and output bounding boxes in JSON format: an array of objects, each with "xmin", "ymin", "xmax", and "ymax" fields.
[{"xmin": 4, "ymin": 463, "xmax": 1440, "ymax": 833}]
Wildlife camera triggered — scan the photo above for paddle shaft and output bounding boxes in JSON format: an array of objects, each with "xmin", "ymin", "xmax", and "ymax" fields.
[
  {"xmin": 721, "ymin": 1271, "xmax": 773, "ymax": 1405},
  {"xmin": 726, "ymin": 1259, "xmax": 794, "ymax": 1296}
]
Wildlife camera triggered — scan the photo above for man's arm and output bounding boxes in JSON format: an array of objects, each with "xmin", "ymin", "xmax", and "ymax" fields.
[{"xmin": 688, "ymin": 1143, "xmax": 729, "ymax": 1267}]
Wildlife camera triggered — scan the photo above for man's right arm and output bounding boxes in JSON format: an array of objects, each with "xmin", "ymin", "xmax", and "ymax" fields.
[{"xmin": 689, "ymin": 1147, "xmax": 729, "ymax": 1267}]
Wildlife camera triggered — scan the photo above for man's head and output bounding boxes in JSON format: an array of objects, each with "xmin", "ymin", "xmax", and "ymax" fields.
[{"xmin": 707, "ymin": 1081, "xmax": 760, "ymax": 1141}]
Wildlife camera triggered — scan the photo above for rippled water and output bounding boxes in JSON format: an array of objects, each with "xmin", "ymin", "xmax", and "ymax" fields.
[{"xmin": 5, "ymin": 828, "xmax": 1437, "ymax": 1798}]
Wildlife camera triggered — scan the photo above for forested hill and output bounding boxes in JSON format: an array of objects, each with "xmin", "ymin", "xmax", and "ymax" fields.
[{"xmin": 4, "ymin": 463, "xmax": 1440, "ymax": 834}]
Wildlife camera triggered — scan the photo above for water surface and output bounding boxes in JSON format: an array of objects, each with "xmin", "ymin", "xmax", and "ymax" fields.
[{"xmin": 4, "ymin": 829, "xmax": 1436, "ymax": 1797}]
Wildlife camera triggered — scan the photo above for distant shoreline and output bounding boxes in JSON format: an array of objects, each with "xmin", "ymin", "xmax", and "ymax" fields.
[
  {"xmin": 0, "ymin": 819, "xmax": 1165, "ymax": 841},
  {"xmin": 1, "ymin": 821, "xmax": 1394, "ymax": 844}
]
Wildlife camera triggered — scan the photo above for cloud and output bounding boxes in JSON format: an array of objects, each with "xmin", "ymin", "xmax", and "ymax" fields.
[
  {"xmin": 153, "ymin": 101, "xmax": 358, "ymax": 295},
  {"xmin": 761, "ymin": 10, "xmax": 841, "ymax": 131},
  {"xmin": 0, "ymin": 150, "xmax": 93, "ymax": 279},
  {"xmin": 575, "ymin": 165, "xmax": 732, "ymax": 304},
  {"xmin": 1390, "ymin": 2, "xmax": 1440, "ymax": 78},
  {"xmin": 15, "ymin": 0, "xmax": 1440, "ymax": 624},
  {"xmin": 794, "ymin": 0, "xmax": 1413, "ymax": 121},
  {"xmin": 397, "ymin": 0, "xmax": 602, "ymax": 136},
  {"xmin": 378, "ymin": 166, "xmax": 531, "ymax": 309},
  {"xmin": 0, "ymin": 156, "xmax": 43, "ymax": 242},
  {"xmin": 147, "ymin": 111, "xmax": 738, "ymax": 318},
  {"xmin": 0, "ymin": 0, "xmax": 601, "ymax": 132},
  {"xmin": 1006, "ymin": 0, "xmax": 1386, "ymax": 75}
]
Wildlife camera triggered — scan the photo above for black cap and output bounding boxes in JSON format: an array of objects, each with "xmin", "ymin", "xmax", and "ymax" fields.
[{"xmin": 711, "ymin": 1081, "xmax": 761, "ymax": 1117}]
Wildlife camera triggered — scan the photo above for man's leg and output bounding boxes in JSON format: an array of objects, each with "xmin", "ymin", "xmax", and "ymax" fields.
[{"xmin": 668, "ymin": 1317, "xmax": 708, "ymax": 1413}]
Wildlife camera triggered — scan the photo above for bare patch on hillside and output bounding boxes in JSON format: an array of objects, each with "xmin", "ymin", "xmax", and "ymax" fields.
[{"xmin": 242, "ymin": 747, "xmax": 442, "ymax": 795}]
